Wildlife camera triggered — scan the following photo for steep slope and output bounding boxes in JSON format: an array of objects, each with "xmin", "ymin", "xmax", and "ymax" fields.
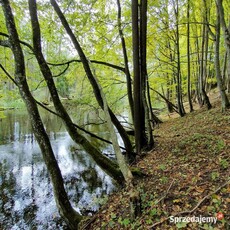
[{"xmin": 84, "ymin": 100, "xmax": 230, "ymax": 230}]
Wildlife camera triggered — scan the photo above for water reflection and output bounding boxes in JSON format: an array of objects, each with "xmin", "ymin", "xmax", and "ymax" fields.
[{"xmin": 0, "ymin": 110, "xmax": 115, "ymax": 229}]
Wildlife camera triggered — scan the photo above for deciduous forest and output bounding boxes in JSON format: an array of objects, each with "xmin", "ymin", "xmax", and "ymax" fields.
[{"xmin": 0, "ymin": 0, "xmax": 229, "ymax": 229}]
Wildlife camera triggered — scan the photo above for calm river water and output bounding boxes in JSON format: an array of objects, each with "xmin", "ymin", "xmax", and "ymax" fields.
[{"xmin": 0, "ymin": 109, "xmax": 116, "ymax": 229}]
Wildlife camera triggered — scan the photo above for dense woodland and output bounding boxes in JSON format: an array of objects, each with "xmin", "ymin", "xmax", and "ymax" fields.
[{"xmin": 0, "ymin": 0, "xmax": 230, "ymax": 229}]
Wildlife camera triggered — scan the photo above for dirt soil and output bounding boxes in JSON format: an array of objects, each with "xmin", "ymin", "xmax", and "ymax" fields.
[{"xmin": 81, "ymin": 96, "xmax": 230, "ymax": 230}]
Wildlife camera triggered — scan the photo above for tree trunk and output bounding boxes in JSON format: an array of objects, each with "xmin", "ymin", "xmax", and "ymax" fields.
[
  {"xmin": 165, "ymin": 1, "xmax": 175, "ymax": 113},
  {"xmin": 1, "ymin": 0, "xmax": 82, "ymax": 228},
  {"xmin": 216, "ymin": 0, "xmax": 230, "ymax": 95},
  {"xmin": 194, "ymin": 32, "xmax": 202, "ymax": 104},
  {"xmin": 151, "ymin": 88, "xmax": 178, "ymax": 114},
  {"xmin": 187, "ymin": 0, "xmax": 194, "ymax": 112},
  {"xmin": 116, "ymin": 0, "xmax": 134, "ymax": 122},
  {"xmin": 174, "ymin": 0, "xmax": 186, "ymax": 117},
  {"xmin": 90, "ymin": 61, "xmax": 133, "ymax": 183},
  {"xmin": 200, "ymin": 3, "xmax": 212, "ymax": 110},
  {"xmin": 140, "ymin": 0, "xmax": 154, "ymax": 150},
  {"xmin": 202, "ymin": 26, "xmax": 212, "ymax": 110},
  {"xmin": 214, "ymin": 3, "xmax": 230, "ymax": 111},
  {"xmin": 132, "ymin": 0, "xmax": 143, "ymax": 155}
]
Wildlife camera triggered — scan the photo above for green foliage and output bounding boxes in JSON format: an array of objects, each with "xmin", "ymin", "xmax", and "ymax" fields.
[
  {"xmin": 159, "ymin": 176, "xmax": 168, "ymax": 184},
  {"xmin": 0, "ymin": 110, "xmax": 6, "ymax": 119},
  {"xmin": 0, "ymin": 0, "xmax": 229, "ymax": 113},
  {"xmin": 56, "ymin": 76, "xmax": 70, "ymax": 97},
  {"xmin": 176, "ymin": 221, "xmax": 188, "ymax": 229},
  {"xmin": 174, "ymin": 133, "xmax": 226, "ymax": 156},
  {"xmin": 202, "ymin": 224, "xmax": 215, "ymax": 230},
  {"xmin": 211, "ymin": 172, "xmax": 220, "ymax": 181},
  {"xmin": 149, "ymin": 208, "xmax": 158, "ymax": 216},
  {"xmin": 118, "ymin": 217, "xmax": 130, "ymax": 227},
  {"xmin": 159, "ymin": 164, "xmax": 166, "ymax": 171},
  {"xmin": 219, "ymin": 158, "xmax": 229, "ymax": 170}
]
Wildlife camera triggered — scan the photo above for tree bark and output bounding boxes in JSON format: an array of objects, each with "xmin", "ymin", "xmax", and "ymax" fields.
[
  {"xmin": 140, "ymin": 0, "xmax": 154, "ymax": 150},
  {"xmin": 131, "ymin": 0, "xmax": 149, "ymax": 154},
  {"xmin": 200, "ymin": 1, "xmax": 212, "ymax": 110},
  {"xmin": 0, "ymin": 0, "xmax": 82, "ymax": 228},
  {"xmin": 90, "ymin": 61, "xmax": 133, "ymax": 183},
  {"xmin": 216, "ymin": 0, "xmax": 230, "ymax": 95},
  {"xmin": 116, "ymin": 0, "xmax": 134, "ymax": 122},
  {"xmin": 214, "ymin": 3, "xmax": 230, "ymax": 111},
  {"xmin": 174, "ymin": 0, "xmax": 186, "ymax": 117},
  {"xmin": 187, "ymin": 0, "xmax": 194, "ymax": 112},
  {"xmin": 132, "ymin": 0, "xmax": 142, "ymax": 155}
]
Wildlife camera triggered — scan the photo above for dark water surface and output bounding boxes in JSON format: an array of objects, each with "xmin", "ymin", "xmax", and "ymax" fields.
[{"xmin": 0, "ymin": 109, "xmax": 116, "ymax": 229}]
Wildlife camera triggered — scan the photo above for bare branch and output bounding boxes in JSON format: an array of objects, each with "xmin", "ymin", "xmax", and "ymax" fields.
[
  {"xmin": 0, "ymin": 39, "xmax": 11, "ymax": 48},
  {"xmin": 0, "ymin": 31, "xmax": 34, "ymax": 50},
  {"xmin": 48, "ymin": 59, "xmax": 125, "ymax": 72}
]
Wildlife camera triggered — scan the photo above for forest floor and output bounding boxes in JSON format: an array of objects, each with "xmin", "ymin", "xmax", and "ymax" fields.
[{"xmin": 82, "ymin": 92, "xmax": 230, "ymax": 230}]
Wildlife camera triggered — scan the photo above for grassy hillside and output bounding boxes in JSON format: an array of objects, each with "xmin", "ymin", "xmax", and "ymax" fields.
[{"xmin": 85, "ymin": 97, "xmax": 230, "ymax": 230}]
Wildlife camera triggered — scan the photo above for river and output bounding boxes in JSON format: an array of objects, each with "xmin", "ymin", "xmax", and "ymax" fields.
[{"xmin": 0, "ymin": 109, "xmax": 116, "ymax": 229}]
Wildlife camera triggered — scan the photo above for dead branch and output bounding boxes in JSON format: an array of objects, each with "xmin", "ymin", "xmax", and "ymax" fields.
[
  {"xmin": 148, "ymin": 179, "xmax": 230, "ymax": 229},
  {"xmin": 155, "ymin": 179, "xmax": 175, "ymax": 205}
]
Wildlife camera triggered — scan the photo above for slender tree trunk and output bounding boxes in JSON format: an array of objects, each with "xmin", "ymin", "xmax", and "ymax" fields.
[
  {"xmin": 140, "ymin": 0, "xmax": 154, "ymax": 150},
  {"xmin": 222, "ymin": 51, "xmax": 227, "ymax": 87},
  {"xmin": 200, "ymin": 3, "xmax": 212, "ymax": 110},
  {"xmin": 194, "ymin": 32, "xmax": 202, "ymax": 104},
  {"xmin": 91, "ymin": 62, "xmax": 133, "ymax": 183},
  {"xmin": 203, "ymin": 25, "xmax": 212, "ymax": 110},
  {"xmin": 166, "ymin": 74, "xmax": 174, "ymax": 113},
  {"xmin": 203, "ymin": 24, "xmax": 209, "ymax": 91},
  {"xmin": 214, "ymin": 3, "xmax": 230, "ymax": 111},
  {"xmin": 174, "ymin": 0, "xmax": 186, "ymax": 117},
  {"xmin": 200, "ymin": 22, "xmax": 205, "ymax": 106},
  {"xmin": 167, "ymin": 40, "xmax": 176, "ymax": 112},
  {"xmin": 216, "ymin": 0, "xmax": 230, "ymax": 79},
  {"xmin": 147, "ymin": 79, "xmax": 162, "ymax": 126},
  {"xmin": 187, "ymin": 0, "xmax": 193, "ymax": 112},
  {"xmin": 165, "ymin": 1, "xmax": 175, "ymax": 113},
  {"xmin": 116, "ymin": 0, "xmax": 134, "ymax": 122},
  {"xmin": 216, "ymin": 0, "xmax": 230, "ymax": 94},
  {"xmin": 132, "ymin": 0, "xmax": 142, "ymax": 154},
  {"xmin": 0, "ymin": 1, "xmax": 82, "ymax": 228}
]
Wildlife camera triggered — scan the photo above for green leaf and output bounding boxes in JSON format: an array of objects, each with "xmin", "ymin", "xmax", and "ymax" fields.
[
  {"xmin": 176, "ymin": 221, "xmax": 188, "ymax": 229},
  {"xmin": 111, "ymin": 213, "xmax": 117, "ymax": 219},
  {"xmin": 108, "ymin": 220, "xmax": 114, "ymax": 227},
  {"xmin": 150, "ymin": 208, "xmax": 158, "ymax": 216},
  {"xmin": 123, "ymin": 218, "xmax": 130, "ymax": 226}
]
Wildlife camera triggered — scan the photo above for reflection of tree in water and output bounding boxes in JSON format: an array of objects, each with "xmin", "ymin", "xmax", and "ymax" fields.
[
  {"xmin": 0, "ymin": 161, "xmax": 17, "ymax": 228},
  {"xmin": 0, "ymin": 110, "xmax": 115, "ymax": 228},
  {"xmin": 22, "ymin": 153, "xmax": 38, "ymax": 227},
  {"xmin": 64, "ymin": 150, "xmax": 114, "ymax": 215}
]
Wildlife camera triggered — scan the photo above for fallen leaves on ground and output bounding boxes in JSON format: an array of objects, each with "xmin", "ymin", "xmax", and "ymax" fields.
[{"xmin": 83, "ymin": 100, "xmax": 230, "ymax": 230}]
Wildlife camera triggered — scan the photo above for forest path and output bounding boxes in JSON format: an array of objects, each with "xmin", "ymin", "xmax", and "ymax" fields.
[{"xmin": 85, "ymin": 96, "xmax": 230, "ymax": 230}]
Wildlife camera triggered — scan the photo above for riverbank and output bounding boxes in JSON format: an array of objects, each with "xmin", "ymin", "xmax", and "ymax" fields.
[{"xmin": 85, "ymin": 99, "xmax": 230, "ymax": 229}]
